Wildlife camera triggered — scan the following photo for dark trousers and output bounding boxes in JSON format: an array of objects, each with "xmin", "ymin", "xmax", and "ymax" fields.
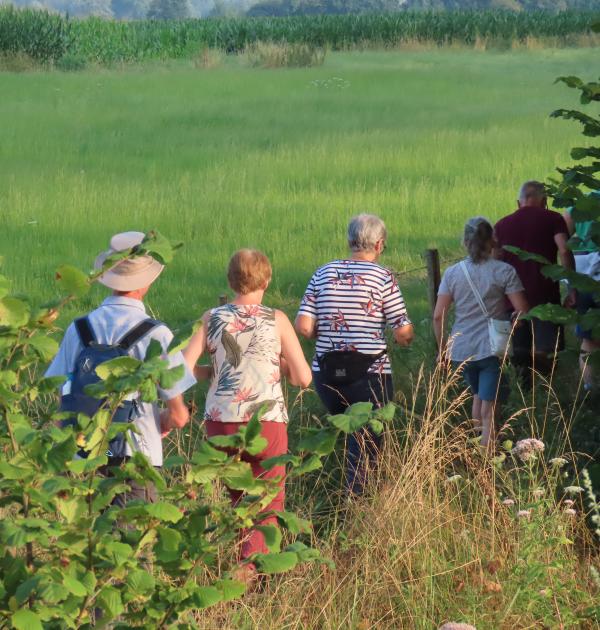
[
  {"xmin": 313, "ymin": 371, "xmax": 393, "ymax": 495},
  {"xmin": 100, "ymin": 457, "xmax": 158, "ymax": 507},
  {"xmin": 512, "ymin": 317, "xmax": 564, "ymax": 387}
]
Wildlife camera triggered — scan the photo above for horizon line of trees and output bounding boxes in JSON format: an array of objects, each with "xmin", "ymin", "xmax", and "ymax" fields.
[{"xmin": 1, "ymin": 0, "xmax": 598, "ymax": 23}]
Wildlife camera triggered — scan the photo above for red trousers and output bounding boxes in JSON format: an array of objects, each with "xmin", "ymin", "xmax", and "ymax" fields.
[{"xmin": 205, "ymin": 420, "xmax": 287, "ymax": 559}]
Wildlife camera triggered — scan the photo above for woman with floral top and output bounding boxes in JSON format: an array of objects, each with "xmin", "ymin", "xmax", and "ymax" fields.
[
  {"xmin": 295, "ymin": 214, "xmax": 414, "ymax": 495},
  {"xmin": 183, "ymin": 249, "xmax": 311, "ymax": 576}
]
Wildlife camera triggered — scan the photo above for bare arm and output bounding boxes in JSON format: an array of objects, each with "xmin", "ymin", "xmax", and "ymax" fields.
[
  {"xmin": 506, "ymin": 290, "xmax": 529, "ymax": 317},
  {"xmin": 182, "ymin": 312, "xmax": 209, "ymax": 372},
  {"xmin": 393, "ymin": 323, "xmax": 415, "ymax": 347},
  {"xmin": 433, "ymin": 294, "xmax": 453, "ymax": 354},
  {"xmin": 295, "ymin": 314, "xmax": 317, "ymax": 340},
  {"xmin": 555, "ymin": 232, "xmax": 575, "ymax": 272},
  {"xmin": 563, "ymin": 210, "xmax": 575, "ymax": 237},
  {"xmin": 277, "ymin": 310, "xmax": 312, "ymax": 388}
]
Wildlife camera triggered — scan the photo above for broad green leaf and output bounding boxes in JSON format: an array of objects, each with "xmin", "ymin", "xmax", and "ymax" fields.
[
  {"xmin": 191, "ymin": 440, "xmax": 228, "ymax": 465},
  {"xmin": 27, "ymin": 334, "xmax": 59, "ymax": 361},
  {"xmin": 216, "ymin": 579, "xmax": 245, "ymax": 602},
  {"xmin": 209, "ymin": 433, "xmax": 244, "ymax": 450},
  {"xmin": 254, "ymin": 551, "xmax": 298, "ymax": 574},
  {"xmin": 145, "ymin": 502, "xmax": 183, "ymax": 524},
  {"xmin": 255, "ymin": 524, "xmax": 281, "ymax": 552},
  {"xmin": 368, "ymin": 419, "xmax": 384, "ymax": 435},
  {"xmin": 126, "ymin": 569, "xmax": 155, "ymax": 595},
  {"xmin": 297, "ymin": 427, "xmax": 338, "ymax": 455},
  {"xmin": 11, "ymin": 609, "xmax": 42, "ymax": 630},
  {"xmin": 0, "ymin": 297, "xmax": 30, "ymax": 328},
  {"xmin": 95, "ymin": 356, "xmax": 141, "ymax": 380},
  {"xmin": 528, "ymin": 304, "xmax": 578, "ymax": 325},
  {"xmin": 502, "ymin": 246, "xmax": 551, "ymax": 265},
  {"xmin": 167, "ymin": 319, "xmax": 202, "ymax": 354},
  {"xmin": 159, "ymin": 364, "xmax": 184, "ymax": 390},
  {"xmin": 155, "ymin": 526, "xmax": 181, "ymax": 562},
  {"xmin": 104, "ymin": 541, "xmax": 133, "ymax": 566},
  {"xmin": 139, "ymin": 230, "xmax": 182, "ymax": 265},
  {"xmin": 261, "ymin": 453, "xmax": 301, "ymax": 471},
  {"xmin": 145, "ymin": 338, "xmax": 163, "ymax": 360},
  {"xmin": 190, "ymin": 585, "xmax": 222, "ymax": 609},
  {"xmin": 346, "ymin": 401, "xmax": 373, "ymax": 416},
  {"xmin": 329, "ymin": 413, "xmax": 369, "ymax": 434},
  {"xmin": 163, "ymin": 454, "xmax": 186, "ymax": 468},
  {"xmin": 276, "ymin": 511, "xmax": 311, "ymax": 535},
  {"xmin": 63, "ymin": 576, "xmax": 87, "ymax": 598},
  {"xmin": 98, "ymin": 585, "xmax": 124, "ymax": 619},
  {"xmin": 245, "ymin": 435, "xmax": 268, "ymax": 456},
  {"xmin": 55, "ymin": 265, "xmax": 90, "ymax": 298},
  {"xmin": 375, "ymin": 402, "xmax": 396, "ymax": 422},
  {"xmin": 289, "ymin": 454, "xmax": 322, "ymax": 477}
]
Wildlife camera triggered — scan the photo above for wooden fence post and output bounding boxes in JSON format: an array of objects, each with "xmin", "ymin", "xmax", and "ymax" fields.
[
  {"xmin": 218, "ymin": 294, "xmax": 228, "ymax": 306},
  {"xmin": 423, "ymin": 249, "xmax": 441, "ymax": 317}
]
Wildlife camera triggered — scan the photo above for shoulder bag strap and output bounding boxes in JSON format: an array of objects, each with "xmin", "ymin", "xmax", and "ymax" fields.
[
  {"xmin": 75, "ymin": 317, "xmax": 96, "ymax": 348},
  {"xmin": 459, "ymin": 261, "xmax": 490, "ymax": 319},
  {"xmin": 118, "ymin": 319, "xmax": 161, "ymax": 351}
]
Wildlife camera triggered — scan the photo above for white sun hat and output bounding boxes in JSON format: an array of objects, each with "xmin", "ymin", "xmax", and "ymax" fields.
[{"xmin": 94, "ymin": 231, "xmax": 165, "ymax": 292}]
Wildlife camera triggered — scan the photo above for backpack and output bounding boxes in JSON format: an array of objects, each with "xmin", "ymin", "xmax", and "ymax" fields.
[{"xmin": 60, "ymin": 316, "xmax": 160, "ymax": 459}]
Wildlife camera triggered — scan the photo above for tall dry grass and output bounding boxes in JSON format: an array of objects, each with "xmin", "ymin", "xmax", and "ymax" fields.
[{"xmin": 193, "ymin": 365, "xmax": 598, "ymax": 629}]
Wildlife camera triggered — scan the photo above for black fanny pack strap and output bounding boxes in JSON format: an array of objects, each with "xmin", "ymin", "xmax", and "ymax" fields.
[
  {"xmin": 75, "ymin": 317, "xmax": 96, "ymax": 348},
  {"xmin": 118, "ymin": 319, "xmax": 160, "ymax": 350}
]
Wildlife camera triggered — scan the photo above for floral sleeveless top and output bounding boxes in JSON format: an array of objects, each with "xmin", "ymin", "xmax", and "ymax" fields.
[{"xmin": 204, "ymin": 304, "xmax": 288, "ymax": 424}]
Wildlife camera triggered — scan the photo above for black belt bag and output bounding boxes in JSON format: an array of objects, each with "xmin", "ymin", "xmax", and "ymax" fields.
[{"xmin": 317, "ymin": 349, "xmax": 387, "ymax": 386}]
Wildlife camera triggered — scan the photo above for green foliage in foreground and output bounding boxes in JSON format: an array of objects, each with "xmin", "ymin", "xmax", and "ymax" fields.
[
  {"xmin": 0, "ymin": 237, "xmax": 401, "ymax": 626},
  {"xmin": 0, "ymin": 6, "xmax": 599, "ymax": 63}
]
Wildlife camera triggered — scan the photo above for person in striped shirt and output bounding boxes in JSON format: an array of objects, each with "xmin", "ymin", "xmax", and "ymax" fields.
[{"xmin": 295, "ymin": 213, "xmax": 414, "ymax": 494}]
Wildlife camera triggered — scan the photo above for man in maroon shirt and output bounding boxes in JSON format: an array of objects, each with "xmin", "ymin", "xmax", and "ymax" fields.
[{"xmin": 494, "ymin": 181, "xmax": 575, "ymax": 381}]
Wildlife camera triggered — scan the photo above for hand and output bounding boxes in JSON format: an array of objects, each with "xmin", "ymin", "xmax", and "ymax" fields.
[
  {"xmin": 437, "ymin": 348, "xmax": 451, "ymax": 371},
  {"xmin": 564, "ymin": 289, "xmax": 577, "ymax": 309},
  {"xmin": 160, "ymin": 409, "xmax": 171, "ymax": 438}
]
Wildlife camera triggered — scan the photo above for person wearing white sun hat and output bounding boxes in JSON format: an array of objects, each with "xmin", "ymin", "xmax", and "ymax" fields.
[{"xmin": 45, "ymin": 231, "xmax": 196, "ymax": 505}]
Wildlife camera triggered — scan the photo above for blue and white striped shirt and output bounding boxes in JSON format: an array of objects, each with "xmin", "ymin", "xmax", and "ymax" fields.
[{"xmin": 297, "ymin": 259, "xmax": 411, "ymax": 374}]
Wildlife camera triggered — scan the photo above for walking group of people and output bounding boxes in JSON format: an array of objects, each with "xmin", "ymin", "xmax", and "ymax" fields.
[{"xmin": 45, "ymin": 179, "xmax": 598, "ymax": 574}]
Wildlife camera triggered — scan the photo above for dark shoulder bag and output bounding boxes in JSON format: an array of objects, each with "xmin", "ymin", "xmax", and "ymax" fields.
[{"xmin": 317, "ymin": 349, "xmax": 386, "ymax": 386}]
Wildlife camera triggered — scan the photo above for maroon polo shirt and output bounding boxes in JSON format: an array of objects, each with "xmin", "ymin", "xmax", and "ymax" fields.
[{"xmin": 494, "ymin": 206, "xmax": 568, "ymax": 308}]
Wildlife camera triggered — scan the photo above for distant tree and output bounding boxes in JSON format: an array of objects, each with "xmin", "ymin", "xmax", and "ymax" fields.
[
  {"xmin": 112, "ymin": 0, "xmax": 151, "ymax": 18},
  {"xmin": 147, "ymin": 0, "xmax": 190, "ymax": 18}
]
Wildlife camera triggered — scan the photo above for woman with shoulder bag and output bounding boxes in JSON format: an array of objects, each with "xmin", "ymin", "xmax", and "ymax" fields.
[
  {"xmin": 433, "ymin": 217, "xmax": 529, "ymax": 448},
  {"xmin": 295, "ymin": 214, "xmax": 414, "ymax": 495}
]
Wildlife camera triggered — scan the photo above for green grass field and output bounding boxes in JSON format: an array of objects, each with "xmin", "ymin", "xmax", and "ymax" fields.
[
  {"xmin": 1, "ymin": 48, "xmax": 596, "ymax": 333},
  {"xmin": 1, "ymin": 47, "xmax": 600, "ymax": 629}
]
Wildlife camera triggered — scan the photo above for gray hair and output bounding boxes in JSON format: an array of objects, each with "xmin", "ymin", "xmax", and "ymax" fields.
[
  {"xmin": 463, "ymin": 216, "xmax": 493, "ymax": 263},
  {"xmin": 519, "ymin": 180, "xmax": 546, "ymax": 204},
  {"xmin": 347, "ymin": 214, "xmax": 387, "ymax": 253}
]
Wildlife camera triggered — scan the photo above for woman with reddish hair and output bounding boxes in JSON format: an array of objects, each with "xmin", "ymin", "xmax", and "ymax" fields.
[{"xmin": 183, "ymin": 249, "xmax": 311, "ymax": 578}]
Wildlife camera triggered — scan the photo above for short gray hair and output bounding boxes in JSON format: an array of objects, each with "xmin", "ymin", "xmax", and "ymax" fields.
[
  {"xmin": 347, "ymin": 214, "xmax": 387, "ymax": 252},
  {"xmin": 519, "ymin": 180, "xmax": 546, "ymax": 203}
]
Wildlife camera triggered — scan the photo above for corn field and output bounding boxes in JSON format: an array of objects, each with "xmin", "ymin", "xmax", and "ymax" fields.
[{"xmin": 0, "ymin": 6, "xmax": 599, "ymax": 64}]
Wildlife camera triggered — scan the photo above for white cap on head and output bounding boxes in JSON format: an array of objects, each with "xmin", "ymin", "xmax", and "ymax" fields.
[{"xmin": 94, "ymin": 231, "xmax": 164, "ymax": 292}]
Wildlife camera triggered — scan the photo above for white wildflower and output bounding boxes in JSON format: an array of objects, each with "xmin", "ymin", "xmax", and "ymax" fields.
[
  {"xmin": 550, "ymin": 457, "xmax": 568, "ymax": 467},
  {"xmin": 511, "ymin": 438, "xmax": 545, "ymax": 462},
  {"xmin": 438, "ymin": 624, "xmax": 477, "ymax": 630},
  {"xmin": 532, "ymin": 488, "xmax": 545, "ymax": 499},
  {"xmin": 517, "ymin": 509, "xmax": 532, "ymax": 519},
  {"xmin": 446, "ymin": 474, "xmax": 462, "ymax": 483},
  {"xmin": 564, "ymin": 508, "xmax": 577, "ymax": 516},
  {"xmin": 564, "ymin": 486, "xmax": 584, "ymax": 495},
  {"xmin": 563, "ymin": 499, "xmax": 575, "ymax": 507},
  {"xmin": 502, "ymin": 498, "xmax": 515, "ymax": 506}
]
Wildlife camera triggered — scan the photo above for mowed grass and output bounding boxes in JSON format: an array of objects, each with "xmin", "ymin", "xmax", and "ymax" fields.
[{"xmin": 0, "ymin": 47, "xmax": 596, "ymax": 341}]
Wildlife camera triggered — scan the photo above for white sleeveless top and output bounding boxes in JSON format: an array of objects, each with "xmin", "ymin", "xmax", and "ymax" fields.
[{"xmin": 204, "ymin": 304, "xmax": 288, "ymax": 424}]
